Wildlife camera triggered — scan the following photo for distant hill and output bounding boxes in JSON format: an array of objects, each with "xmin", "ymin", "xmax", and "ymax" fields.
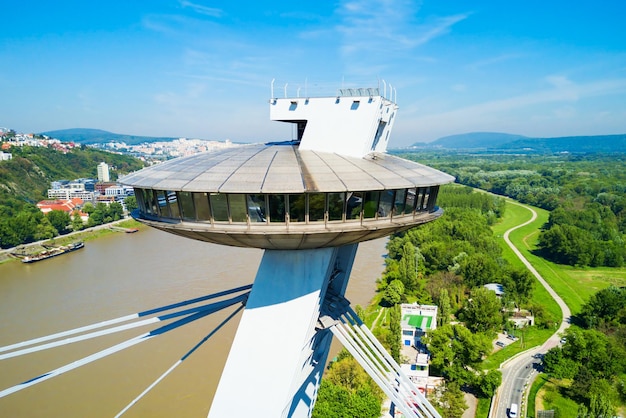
[
  {"xmin": 406, "ymin": 132, "xmax": 626, "ymax": 153},
  {"xmin": 411, "ymin": 132, "xmax": 528, "ymax": 150},
  {"xmin": 41, "ymin": 128, "xmax": 177, "ymax": 145}
]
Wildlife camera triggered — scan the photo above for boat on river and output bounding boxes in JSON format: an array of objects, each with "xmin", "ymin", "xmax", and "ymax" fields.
[{"xmin": 20, "ymin": 241, "xmax": 84, "ymax": 264}]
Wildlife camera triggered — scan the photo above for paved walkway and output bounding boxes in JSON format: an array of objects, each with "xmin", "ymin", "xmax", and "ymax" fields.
[{"xmin": 489, "ymin": 200, "xmax": 571, "ymax": 418}]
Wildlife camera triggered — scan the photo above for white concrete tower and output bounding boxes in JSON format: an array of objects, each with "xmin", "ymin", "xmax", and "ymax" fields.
[{"xmin": 121, "ymin": 85, "xmax": 452, "ymax": 417}]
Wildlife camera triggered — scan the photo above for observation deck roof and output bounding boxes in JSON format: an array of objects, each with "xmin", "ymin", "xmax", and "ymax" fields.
[{"xmin": 120, "ymin": 143, "xmax": 454, "ymax": 194}]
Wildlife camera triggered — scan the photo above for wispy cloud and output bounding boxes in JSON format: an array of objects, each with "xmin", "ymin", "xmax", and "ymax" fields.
[
  {"xmin": 336, "ymin": 0, "xmax": 469, "ymax": 55},
  {"xmin": 179, "ymin": 1, "xmax": 223, "ymax": 18},
  {"xmin": 466, "ymin": 53, "xmax": 524, "ymax": 72}
]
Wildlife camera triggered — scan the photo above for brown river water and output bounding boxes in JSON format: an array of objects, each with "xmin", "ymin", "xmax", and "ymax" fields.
[{"xmin": 0, "ymin": 227, "xmax": 387, "ymax": 417}]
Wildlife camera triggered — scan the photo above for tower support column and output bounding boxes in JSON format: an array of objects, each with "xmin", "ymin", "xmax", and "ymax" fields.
[{"xmin": 208, "ymin": 244, "xmax": 358, "ymax": 418}]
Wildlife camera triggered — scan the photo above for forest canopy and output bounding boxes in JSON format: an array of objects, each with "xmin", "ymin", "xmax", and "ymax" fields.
[{"xmin": 396, "ymin": 151, "xmax": 626, "ymax": 268}]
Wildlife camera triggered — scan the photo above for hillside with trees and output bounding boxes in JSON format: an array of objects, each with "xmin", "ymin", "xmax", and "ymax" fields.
[{"xmin": 0, "ymin": 145, "xmax": 143, "ymax": 248}]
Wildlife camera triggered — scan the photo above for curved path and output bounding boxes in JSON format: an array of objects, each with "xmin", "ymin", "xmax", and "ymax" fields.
[{"xmin": 489, "ymin": 200, "xmax": 571, "ymax": 418}]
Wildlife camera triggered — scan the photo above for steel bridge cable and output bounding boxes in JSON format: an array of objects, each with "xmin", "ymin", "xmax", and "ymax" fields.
[
  {"xmin": 0, "ymin": 284, "xmax": 253, "ymax": 355},
  {"xmin": 115, "ymin": 304, "xmax": 245, "ymax": 417},
  {"xmin": 320, "ymin": 294, "xmax": 440, "ymax": 418},
  {"xmin": 345, "ymin": 307, "xmax": 439, "ymax": 418},
  {"xmin": 342, "ymin": 308, "xmax": 439, "ymax": 418},
  {"xmin": 328, "ymin": 322, "xmax": 420, "ymax": 418},
  {"xmin": 0, "ymin": 294, "xmax": 248, "ymax": 399}
]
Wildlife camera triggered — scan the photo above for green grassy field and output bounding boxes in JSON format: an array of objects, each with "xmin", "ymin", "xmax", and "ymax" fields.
[{"xmin": 497, "ymin": 200, "xmax": 626, "ymax": 315}]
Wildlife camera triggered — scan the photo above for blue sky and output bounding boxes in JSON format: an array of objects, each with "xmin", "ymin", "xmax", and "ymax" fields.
[{"xmin": 2, "ymin": 1, "xmax": 625, "ymax": 147}]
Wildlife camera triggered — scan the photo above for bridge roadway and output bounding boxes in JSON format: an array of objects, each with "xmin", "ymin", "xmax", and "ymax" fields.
[{"xmin": 490, "ymin": 200, "xmax": 571, "ymax": 418}]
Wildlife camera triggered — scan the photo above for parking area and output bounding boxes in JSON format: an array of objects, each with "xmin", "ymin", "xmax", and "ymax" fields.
[{"xmin": 493, "ymin": 332, "xmax": 518, "ymax": 350}]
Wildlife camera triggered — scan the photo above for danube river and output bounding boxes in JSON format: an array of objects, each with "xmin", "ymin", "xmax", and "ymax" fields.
[{"xmin": 0, "ymin": 227, "xmax": 387, "ymax": 417}]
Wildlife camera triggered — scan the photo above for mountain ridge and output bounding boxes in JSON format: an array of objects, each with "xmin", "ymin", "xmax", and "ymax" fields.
[
  {"xmin": 41, "ymin": 128, "xmax": 178, "ymax": 145},
  {"xmin": 406, "ymin": 132, "xmax": 626, "ymax": 153}
]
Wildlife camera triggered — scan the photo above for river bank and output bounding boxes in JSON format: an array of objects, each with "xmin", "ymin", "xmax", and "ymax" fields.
[{"xmin": 0, "ymin": 218, "xmax": 142, "ymax": 264}]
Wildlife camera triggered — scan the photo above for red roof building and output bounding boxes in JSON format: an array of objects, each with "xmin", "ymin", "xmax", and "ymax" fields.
[{"xmin": 36, "ymin": 198, "xmax": 84, "ymax": 214}]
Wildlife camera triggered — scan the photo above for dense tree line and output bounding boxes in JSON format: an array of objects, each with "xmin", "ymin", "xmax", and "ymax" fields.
[
  {"xmin": 0, "ymin": 144, "xmax": 143, "ymax": 248},
  {"xmin": 543, "ymin": 286, "xmax": 626, "ymax": 417},
  {"xmin": 396, "ymin": 151, "xmax": 626, "ymax": 268},
  {"xmin": 538, "ymin": 204, "xmax": 625, "ymax": 267}
]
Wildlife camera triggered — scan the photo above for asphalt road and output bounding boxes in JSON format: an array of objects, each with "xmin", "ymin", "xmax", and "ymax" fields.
[{"xmin": 490, "ymin": 201, "xmax": 571, "ymax": 418}]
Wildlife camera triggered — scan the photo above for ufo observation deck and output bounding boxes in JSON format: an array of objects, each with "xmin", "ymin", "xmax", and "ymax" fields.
[{"xmin": 121, "ymin": 87, "xmax": 454, "ymax": 250}]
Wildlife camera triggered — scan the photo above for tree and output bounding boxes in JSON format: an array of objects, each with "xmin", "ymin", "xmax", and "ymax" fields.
[
  {"xmin": 578, "ymin": 285, "xmax": 626, "ymax": 329},
  {"xmin": 588, "ymin": 379, "xmax": 616, "ymax": 418},
  {"xmin": 72, "ymin": 211, "xmax": 84, "ymax": 231},
  {"xmin": 459, "ymin": 253, "xmax": 501, "ymax": 288},
  {"xmin": 124, "ymin": 195, "xmax": 137, "ymax": 212},
  {"xmin": 437, "ymin": 288, "xmax": 452, "ymax": 327},
  {"xmin": 108, "ymin": 201, "xmax": 124, "ymax": 221},
  {"xmin": 382, "ymin": 279, "xmax": 404, "ymax": 307},
  {"xmin": 425, "ymin": 324, "xmax": 491, "ymax": 386},
  {"xmin": 476, "ymin": 370, "xmax": 502, "ymax": 398},
  {"xmin": 34, "ymin": 216, "xmax": 57, "ymax": 240},
  {"xmin": 398, "ymin": 241, "xmax": 418, "ymax": 293},
  {"xmin": 543, "ymin": 347, "xmax": 578, "ymax": 379},
  {"xmin": 435, "ymin": 382, "xmax": 467, "ymax": 418},
  {"xmin": 503, "ymin": 268, "xmax": 534, "ymax": 307},
  {"xmin": 46, "ymin": 210, "xmax": 71, "ymax": 234},
  {"xmin": 388, "ymin": 305, "xmax": 402, "ymax": 362},
  {"xmin": 314, "ymin": 356, "xmax": 383, "ymax": 418},
  {"xmin": 459, "ymin": 287, "xmax": 503, "ymax": 334}
]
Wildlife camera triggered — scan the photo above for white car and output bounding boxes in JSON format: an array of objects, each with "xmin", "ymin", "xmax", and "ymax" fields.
[{"xmin": 509, "ymin": 403, "xmax": 518, "ymax": 417}]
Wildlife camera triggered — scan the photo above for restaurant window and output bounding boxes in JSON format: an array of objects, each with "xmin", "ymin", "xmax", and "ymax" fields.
[
  {"xmin": 210, "ymin": 193, "xmax": 229, "ymax": 222},
  {"xmin": 288, "ymin": 194, "xmax": 306, "ymax": 223},
  {"xmin": 394, "ymin": 189, "xmax": 406, "ymax": 215},
  {"xmin": 328, "ymin": 192, "xmax": 345, "ymax": 221},
  {"xmin": 308, "ymin": 193, "xmax": 326, "ymax": 222},
  {"xmin": 193, "ymin": 192, "xmax": 211, "ymax": 221},
  {"xmin": 156, "ymin": 190, "xmax": 170, "ymax": 218},
  {"xmin": 427, "ymin": 186, "xmax": 439, "ymax": 211},
  {"xmin": 269, "ymin": 194, "xmax": 286, "ymax": 223},
  {"xmin": 346, "ymin": 192, "xmax": 363, "ymax": 220},
  {"xmin": 405, "ymin": 188, "xmax": 417, "ymax": 214},
  {"xmin": 166, "ymin": 191, "xmax": 180, "ymax": 219},
  {"xmin": 145, "ymin": 189, "xmax": 158, "ymax": 215},
  {"xmin": 134, "ymin": 188, "xmax": 145, "ymax": 213},
  {"xmin": 422, "ymin": 187, "xmax": 431, "ymax": 211},
  {"xmin": 362, "ymin": 191, "xmax": 380, "ymax": 219},
  {"xmin": 229, "ymin": 194, "xmax": 247, "ymax": 223},
  {"xmin": 247, "ymin": 194, "xmax": 267, "ymax": 223},
  {"xmin": 378, "ymin": 190, "xmax": 394, "ymax": 218},
  {"xmin": 179, "ymin": 191, "xmax": 195, "ymax": 221},
  {"xmin": 416, "ymin": 188, "xmax": 426, "ymax": 211}
]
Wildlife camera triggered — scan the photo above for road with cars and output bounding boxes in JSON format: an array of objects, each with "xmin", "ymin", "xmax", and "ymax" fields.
[{"xmin": 489, "ymin": 201, "xmax": 571, "ymax": 418}]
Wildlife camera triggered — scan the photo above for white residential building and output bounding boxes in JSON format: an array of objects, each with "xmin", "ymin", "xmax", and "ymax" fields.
[
  {"xmin": 97, "ymin": 162, "xmax": 110, "ymax": 182},
  {"xmin": 399, "ymin": 303, "xmax": 441, "ymax": 393}
]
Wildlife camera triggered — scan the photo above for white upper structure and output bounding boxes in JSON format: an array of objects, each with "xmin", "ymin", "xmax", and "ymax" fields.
[{"xmin": 270, "ymin": 88, "xmax": 397, "ymax": 158}]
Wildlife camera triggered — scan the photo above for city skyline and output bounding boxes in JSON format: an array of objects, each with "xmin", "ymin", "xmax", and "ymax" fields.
[{"xmin": 2, "ymin": 1, "xmax": 626, "ymax": 147}]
